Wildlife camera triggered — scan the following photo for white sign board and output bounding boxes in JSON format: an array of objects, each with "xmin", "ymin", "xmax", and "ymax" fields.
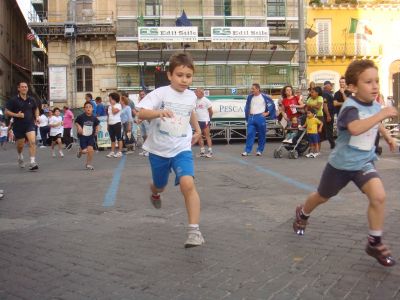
[
  {"xmin": 49, "ymin": 66, "xmax": 67, "ymax": 101},
  {"xmin": 211, "ymin": 99, "xmax": 245, "ymax": 119},
  {"xmin": 211, "ymin": 27, "xmax": 269, "ymax": 43},
  {"xmin": 138, "ymin": 27, "xmax": 198, "ymax": 43}
]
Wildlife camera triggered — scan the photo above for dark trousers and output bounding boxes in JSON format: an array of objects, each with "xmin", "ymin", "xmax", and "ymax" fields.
[
  {"xmin": 63, "ymin": 128, "xmax": 73, "ymax": 146},
  {"xmin": 323, "ymin": 116, "xmax": 335, "ymax": 148},
  {"xmin": 39, "ymin": 126, "xmax": 50, "ymax": 146}
]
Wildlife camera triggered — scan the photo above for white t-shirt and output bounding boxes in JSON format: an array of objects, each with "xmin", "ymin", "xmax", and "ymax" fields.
[
  {"xmin": 38, "ymin": 114, "xmax": 48, "ymax": 127},
  {"xmin": 108, "ymin": 103, "xmax": 122, "ymax": 125},
  {"xmin": 0, "ymin": 126, "xmax": 8, "ymax": 138},
  {"xmin": 49, "ymin": 116, "xmax": 63, "ymax": 136},
  {"xmin": 250, "ymin": 94, "xmax": 266, "ymax": 114},
  {"xmin": 195, "ymin": 97, "xmax": 213, "ymax": 122},
  {"xmin": 136, "ymin": 85, "xmax": 196, "ymax": 158}
]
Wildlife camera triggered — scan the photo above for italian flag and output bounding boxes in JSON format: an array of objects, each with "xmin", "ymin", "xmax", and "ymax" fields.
[{"xmin": 349, "ymin": 18, "xmax": 373, "ymax": 35}]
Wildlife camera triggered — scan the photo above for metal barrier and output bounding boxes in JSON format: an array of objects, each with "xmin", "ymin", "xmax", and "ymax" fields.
[{"xmin": 209, "ymin": 120, "xmax": 284, "ymax": 144}]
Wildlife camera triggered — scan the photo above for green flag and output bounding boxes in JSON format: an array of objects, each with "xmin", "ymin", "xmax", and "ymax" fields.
[
  {"xmin": 349, "ymin": 18, "xmax": 358, "ymax": 33},
  {"xmin": 137, "ymin": 13, "xmax": 144, "ymax": 27}
]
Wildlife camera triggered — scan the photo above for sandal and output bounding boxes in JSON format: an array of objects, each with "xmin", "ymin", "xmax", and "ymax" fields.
[{"xmin": 366, "ymin": 243, "xmax": 396, "ymax": 267}]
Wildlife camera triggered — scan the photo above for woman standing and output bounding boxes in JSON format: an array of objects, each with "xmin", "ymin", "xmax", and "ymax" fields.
[{"xmin": 106, "ymin": 92, "xmax": 123, "ymax": 158}]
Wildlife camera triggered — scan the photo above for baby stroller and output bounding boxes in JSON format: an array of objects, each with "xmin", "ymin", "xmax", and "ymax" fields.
[{"xmin": 273, "ymin": 116, "xmax": 309, "ymax": 159}]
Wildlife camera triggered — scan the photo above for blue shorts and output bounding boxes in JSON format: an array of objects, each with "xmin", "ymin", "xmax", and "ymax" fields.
[
  {"xmin": 149, "ymin": 150, "xmax": 194, "ymax": 188},
  {"xmin": 308, "ymin": 133, "xmax": 320, "ymax": 144},
  {"xmin": 0, "ymin": 136, "xmax": 6, "ymax": 143},
  {"xmin": 198, "ymin": 121, "xmax": 210, "ymax": 130},
  {"xmin": 79, "ymin": 135, "xmax": 95, "ymax": 150},
  {"xmin": 13, "ymin": 123, "xmax": 36, "ymax": 140}
]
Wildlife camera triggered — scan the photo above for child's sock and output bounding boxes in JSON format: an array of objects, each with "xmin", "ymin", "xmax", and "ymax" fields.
[
  {"xmin": 368, "ymin": 230, "xmax": 382, "ymax": 246},
  {"xmin": 208, "ymin": 147, "xmax": 212, "ymax": 153},
  {"xmin": 188, "ymin": 224, "xmax": 199, "ymax": 231},
  {"xmin": 300, "ymin": 208, "xmax": 309, "ymax": 220},
  {"xmin": 30, "ymin": 156, "xmax": 35, "ymax": 163},
  {"xmin": 18, "ymin": 153, "xmax": 23, "ymax": 160}
]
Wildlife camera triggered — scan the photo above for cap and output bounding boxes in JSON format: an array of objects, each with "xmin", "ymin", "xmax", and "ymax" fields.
[{"xmin": 323, "ymin": 80, "xmax": 332, "ymax": 86}]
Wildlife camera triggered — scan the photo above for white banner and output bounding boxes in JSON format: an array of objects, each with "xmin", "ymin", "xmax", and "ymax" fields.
[
  {"xmin": 49, "ymin": 66, "xmax": 67, "ymax": 101},
  {"xmin": 211, "ymin": 99, "xmax": 246, "ymax": 119},
  {"xmin": 211, "ymin": 27, "xmax": 269, "ymax": 43},
  {"xmin": 97, "ymin": 116, "xmax": 111, "ymax": 148},
  {"xmin": 138, "ymin": 27, "xmax": 198, "ymax": 43}
]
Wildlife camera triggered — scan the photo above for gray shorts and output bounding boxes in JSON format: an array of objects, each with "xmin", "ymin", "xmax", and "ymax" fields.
[{"xmin": 318, "ymin": 162, "xmax": 380, "ymax": 199}]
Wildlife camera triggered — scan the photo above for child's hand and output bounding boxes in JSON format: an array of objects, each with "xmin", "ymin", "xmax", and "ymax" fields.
[
  {"xmin": 159, "ymin": 110, "xmax": 174, "ymax": 120},
  {"xmin": 380, "ymin": 106, "xmax": 398, "ymax": 119},
  {"xmin": 191, "ymin": 131, "xmax": 201, "ymax": 145},
  {"xmin": 77, "ymin": 128, "xmax": 83, "ymax": 135},
  {"xmin": 386, "ymin": 137, "xmax": 397, "ymax": 152}
]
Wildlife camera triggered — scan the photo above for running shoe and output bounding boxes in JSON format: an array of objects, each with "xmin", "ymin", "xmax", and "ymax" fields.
[
  {"xmin": 28, "ymin": 162, "xmax": 39, "ymax": 171},
  {"xmin": 39, "ymin": 145, "xmax": 46, "ymax": 149},
  {"xmin": 256, "ymin": 151, "xmax": 262, "ymax": 156},
  {"xmin": 18, "ymin": 158, "xmax": 25, "ymax": 168},
  {"xmin": 305, "ymin": 153, "xmax": 315, "ymax": 158},
  {"xmin": 241, "ymin": 152, "xmax": 249, "ymax": 156},
  {"xmin": 150, "ymin": 193, "xmax": 161, "ymax": 209},
  {"xmin": 106, "ymin": 152, "xmax": 115, "ymax": 158},
  {"xmin": 293, "ymin": 205, "xmax": 308, "ymax": 236},
  {"xmin": 113, "ymin": 151, "xmax": 123, "ymax": 158},
  {"xmin": 86, "ymin": 164, "xmax": 95, "ymax": 171},
  {"xmin": 59, "ymin": 151, "xmax": 64, "ymax": 158},
  {"xmin": 366, "ymin": 243, "xmax": 396, "ymax": 267},
  {"xmin": 314, "ymin": 152, "xmax": 320, "ymax": 157},
  {"xmin": 184, "ymin": 229, "xmax": 205, "ymax": 248},
  {"xmin": 205, "ymin": 152, "xmax": 213, "ymax": 158}
]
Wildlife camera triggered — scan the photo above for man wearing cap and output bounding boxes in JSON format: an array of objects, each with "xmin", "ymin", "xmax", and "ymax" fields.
[{"xmin": 322, "ymin": 80, "xmax": 335, "ymax": 149}]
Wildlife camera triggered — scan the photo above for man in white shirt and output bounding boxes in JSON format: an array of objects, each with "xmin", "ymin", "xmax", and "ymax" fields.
[
  {"xmin": 242, "ymin": 83, "xmax": 272, "ymax": 156},
  {"xmin": 194, "ymin": 88, "xmax": 213, "ymax": 157}
]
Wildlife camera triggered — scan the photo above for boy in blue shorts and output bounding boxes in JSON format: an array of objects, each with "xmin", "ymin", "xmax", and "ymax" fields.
[
  {"xmin": 293, "ymin": 60, "xmax": 398, "ymax": 267},
  {"xmin": 75, "ymin": 102, "xmax": 100, "ymax": 170},
  {"xmin": 136, "ymin": 52, "xmax": 204, "ymax": 248}
]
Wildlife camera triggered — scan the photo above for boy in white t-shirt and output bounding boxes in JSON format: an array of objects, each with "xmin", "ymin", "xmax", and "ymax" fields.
[
  {"xmin": 194, "ymin": 88, "xmax": 213, "ymax": 157},
  {"xmin": 137, "ymin": 53, "xmax": 204, "ymax": 248},
  {"xmin": 49, "ymin": 107, "xmax": 64, "ymax": 157},
  {"xmin": 0, "ymin": 122, "xmax": 8, "ymax": 150}
]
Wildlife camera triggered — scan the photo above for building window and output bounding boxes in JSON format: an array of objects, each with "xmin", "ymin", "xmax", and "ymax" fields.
[
  {"xmin": 315, "ymin": 19, "xmax": 331, "ymax": 55},
  {"xmin": 216, "ymin": 66, "xmax": 233, "ymax": 86},
  {"xmin": 145, "ymin": 0, "xmax": 161, "ymax": 16},
  {"xmin": 267, "ymin": 0, "xmax": 285, "ymax": 17},
  {"xmin": 76, "ymin": 56, "xmax": 93, "ymax": 92}
]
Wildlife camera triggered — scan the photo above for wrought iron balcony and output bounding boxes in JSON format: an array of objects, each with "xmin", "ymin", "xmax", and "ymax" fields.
[{"xmin": 306, "ymin": 42, "xmax": 382, "ymax": 57}]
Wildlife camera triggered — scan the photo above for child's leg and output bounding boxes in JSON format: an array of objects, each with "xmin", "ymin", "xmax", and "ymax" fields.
[
  {"xmin": 315, "ymin": 141, "xmax": 320, "ymax": 153},
  {"xmin": 361, "ymin": 177, "xmax": 385, "ymax": 233},
  {"xmin": 179, "ymin": 176, "xmax": 200, "ymax": 225},
  {"xmin": 57, "ymin": 138, "xmax": 63, "ymax": 151},
  {"xmin": 86, "ymin": 146, "xmax": 94, "ymax": 165},
  {"xmin": 303, "ymin": 191, "xmax": 328, "ymax": 215}
]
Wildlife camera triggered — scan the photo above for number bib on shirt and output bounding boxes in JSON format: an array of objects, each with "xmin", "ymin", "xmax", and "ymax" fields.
[
  {"xmin": 348, "ymin": 111, "xmax": 378, "ymax": 151},
  {"xmin": 159, "ymin": 102, "xmax": 192, "ymax": 138},
  {"xmin": 82, "ymin": 124, "xmax": 93, "ymax": 136}
]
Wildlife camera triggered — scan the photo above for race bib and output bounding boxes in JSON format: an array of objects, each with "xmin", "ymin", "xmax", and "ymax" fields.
[
  {"xmin": 158, "ymin": 102, "xmax": 193, "ymax": 138},
  {"xmin": 82, "ymin": 125, "xmax": 93, "ymax": 136},
  {"xmin": 348, "ymin": 111, "xmax": 378, "ymax": 151}
]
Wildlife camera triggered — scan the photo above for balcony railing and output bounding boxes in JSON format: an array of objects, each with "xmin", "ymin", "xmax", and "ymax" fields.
[
  {"xmin": 306, "ymin": 42, "xmax": 382, "ymax": 57},
  {"xmin": 28, "ymin": 10, "xmax": 114, "ymax": 24},
  {"xmin": 309, "ymin": 0, "xmax": 400, "ymax": 6}
]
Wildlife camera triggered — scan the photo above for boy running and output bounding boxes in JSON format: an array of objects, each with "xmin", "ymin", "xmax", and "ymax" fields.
[
  {"xmin": 293, "ymin": 60, "xmax": 398, "ymax": 266},
  {"xmin": 136, "ymin": 52, "xmax": 204, "ymax": 248},
  {"xmin": 75, "ymin": 102, "xmax": 100, "ymax": 170}
]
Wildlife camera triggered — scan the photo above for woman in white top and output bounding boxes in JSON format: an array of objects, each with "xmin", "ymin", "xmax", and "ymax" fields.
[
  {"xmin": 107, "ymin": 92, "xmax": 123, "ymax": 158},
  {"xmin": 49, "ymin": 107, "xmax": 64, "ymax": 157}
]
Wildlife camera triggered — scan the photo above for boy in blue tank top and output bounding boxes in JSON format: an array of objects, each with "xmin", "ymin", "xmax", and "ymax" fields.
[{"xmin": 293, "ymin": 60, "xmax": 398, "ymax": 267}]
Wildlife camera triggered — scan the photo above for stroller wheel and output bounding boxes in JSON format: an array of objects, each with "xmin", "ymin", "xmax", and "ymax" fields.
[
  {"xmin": 290, "ymin": 150, "xmax": 299, "ymax": 159},
  {"xmin": 273, "ymin": 149, "xmax": 283, "ymax": 158}
]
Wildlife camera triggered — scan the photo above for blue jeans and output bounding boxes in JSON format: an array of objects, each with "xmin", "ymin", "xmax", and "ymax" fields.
[{"xmin": 245, "ymin": 114, "xmax": 266, "ymax": 153}]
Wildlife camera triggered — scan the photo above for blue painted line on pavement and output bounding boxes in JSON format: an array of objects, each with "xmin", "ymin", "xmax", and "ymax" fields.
[{"xmin": 103, "ymin": 155, "xmax": 127, "ymax": 207}]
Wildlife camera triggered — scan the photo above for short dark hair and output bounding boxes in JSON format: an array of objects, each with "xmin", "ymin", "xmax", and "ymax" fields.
[
  {"xmin": 345, "ymin": 59, "xmax": 377, "ymax": 86},
  {"xmin": 311, "ymin": 86, "xmax": 323, "ymax": 97},
  {"xmin": 85, "ymin": 93, "xmax": 93, "ymax": 99},
  {"xmin": 18, "ymin": 81, "xmax": 29, "ymax": 87},
  {"xmin": 168, "ymin": 52, "xmax": 195, "ymax": 74},
  {"xmin": 252, "ymin": 83, "xmax": 261, "ymax": 91},
  {"xmin": 53, "ymin": 107, "xmax": 60, "ymax": 113},
  {"xmin": 109, "ymin": 92, "xmax": 120, "ymax": 103},
  {"xmin": 95, "ymin": 96, "xmax": 102, "ymax": 103},
  {"xmin": 83, "ymin": 101, "xmax": 93, "ymax": 108},
  {"xmin": 308, "ymin": 108, "xmax": 316, "ymax": 115},
  {"xmin": 63, "ymin": 106, "xmax": 69, "ymax": 110}
]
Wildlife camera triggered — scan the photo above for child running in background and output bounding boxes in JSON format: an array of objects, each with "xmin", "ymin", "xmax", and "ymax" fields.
[
  {"xmin": 0, "ymin": 122, "xmax": 8, "ymax": 150},
  {"xmin": 303, "ymin": 109, "xmax": 323, "ymax": 158},
  {"xmin": 75, "ymin": 102, "xmax": 99, "ymax": 170},
  {"xmin": 293, "ymin": 60, "xmax": 398, "ymax": 267},
  {"xmin": 49, "ymin": 107, "xmax": 64, "ymax": 158},
  {"xmin": 136, "ymin": 52, "xmax": 204, "ymax": 248}
]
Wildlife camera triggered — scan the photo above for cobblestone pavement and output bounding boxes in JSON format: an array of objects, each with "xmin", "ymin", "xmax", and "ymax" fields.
[{"xmin": 0, "ymin": 140, "xmax": 400, "ymax": 300}]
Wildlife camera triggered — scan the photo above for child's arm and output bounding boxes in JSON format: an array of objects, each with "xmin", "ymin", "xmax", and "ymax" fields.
[
  {"xmin": 190, "ymin": 111, "xmax": 202, "ymax": 145},
  {"xmin": 379, "ymin": 123, "xmax": 397, "ymax": 152},
  {"xmin": 75, "ymin": 122, "xmax": 83, "ymax": 135},
  {"xmin": 95, "ymin": 125, "xmax": 100, "ymax": 136},
  {"xmin": 317, "ymin": 120, "xmax": 323, "ymax": 133},
  {"xmin": 137, "ymin": 108, "xmax": 174, "ymax": 121},
  {"xmin": 347, "ymin": 106, "xmax": 397, "ymax": 136}
]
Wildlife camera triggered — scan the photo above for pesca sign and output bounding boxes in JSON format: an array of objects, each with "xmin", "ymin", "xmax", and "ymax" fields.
[
  {"xmin": 211, "ymin": 27, "xmax": 269, "ymax": 43},
  {"xmin": 211, "ymin": 99, "xmax": 246, "ymax": 119},
  {"xmin": 138, "ymin": 27, "xmax": 198, "ymax": 43}
]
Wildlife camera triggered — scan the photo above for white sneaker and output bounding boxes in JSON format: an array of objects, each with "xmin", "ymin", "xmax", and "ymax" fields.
[
  {"xmin": 106, "ymin": 152, "xmax": 115, "ymax": 158},
  {"xmin": 184, "ymin": 229, "xmax": 205, "ymax": 248},
  {"xmin": 306, "ymin": 153, "xmax": 315, "ymax": 158},
  {"xmin": 256, "ymin": 151, "xmax": 262, "ymax": 156},
  {"xmin": 241, "ymin": 152, "xmax": 248, "ymax": 156},
  {"xmin": 113, "ymin": 151, "xmax": 123, "ymax": 158},
  {"xmin": 205, "ymin": 152, "xmax": 213, "ymax": 158},
  {"xmin": 40, "ymin": 145, "xmax": 46, "ymax": 149},
  {"xmin": 59, "ymin": 151, "xmax": 64, "ymax": 158},
  {"xmin": 314, "ymin": 152, "xmax": 320, "ymax": 157}
]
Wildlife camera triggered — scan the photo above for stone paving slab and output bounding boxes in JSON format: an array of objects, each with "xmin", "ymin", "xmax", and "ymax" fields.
[{"xmin": 0, "ymin": 141, "xmax": 400, "ymax": 299}]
